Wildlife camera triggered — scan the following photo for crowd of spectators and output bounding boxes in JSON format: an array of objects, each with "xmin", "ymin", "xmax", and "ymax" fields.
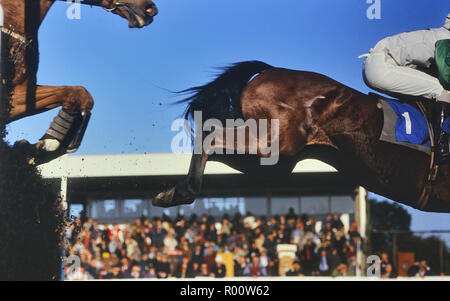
[{"xmin": 64, "ymin": 209, "xmax": 370, "ymax": 279}]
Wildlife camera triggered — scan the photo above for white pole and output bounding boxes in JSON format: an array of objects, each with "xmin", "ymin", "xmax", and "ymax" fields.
[
  {"xmin": 355, "ymin": 186, "xmax": 368, "ymax": 277},
  {"xmin": 61, "ymin": 176, "xmax": 68, "ymax": 211},
  {"xmin": 358, "ymin": 187, "xmax": 367, "ymax": 239},
  {"xmin": 356, "ymin": 238, "xmax": 362, "ymax": 277}
]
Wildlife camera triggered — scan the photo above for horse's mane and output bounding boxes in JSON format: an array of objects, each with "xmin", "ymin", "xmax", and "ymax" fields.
[{"xmin": 176, "ymin": 61, "xmax": 274, "ymax": 128}]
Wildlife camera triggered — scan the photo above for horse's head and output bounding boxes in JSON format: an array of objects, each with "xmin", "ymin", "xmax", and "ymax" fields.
[{"xmin": 109, "ymin": 0, "xmax": 158, "ymax": 28}]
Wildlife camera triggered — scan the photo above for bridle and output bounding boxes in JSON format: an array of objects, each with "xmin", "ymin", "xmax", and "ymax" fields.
[
  {"xmin": 54, "ymin": 0, "xmax": 128, "ymax": 12},
  {"xmin": 105, "ymin": 2, "xmax": 129, "ymax": 12}
]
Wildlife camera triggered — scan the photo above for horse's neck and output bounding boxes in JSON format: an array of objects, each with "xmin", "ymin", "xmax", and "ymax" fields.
[{"xmin": 3, "ymin": 0, "xmax": 54, "ymax": 35}]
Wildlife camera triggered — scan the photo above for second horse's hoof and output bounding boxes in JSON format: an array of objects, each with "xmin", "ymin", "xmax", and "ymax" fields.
[{"xmin": 153, "ymin": 187, "xmax": 176, "ymax": 208}]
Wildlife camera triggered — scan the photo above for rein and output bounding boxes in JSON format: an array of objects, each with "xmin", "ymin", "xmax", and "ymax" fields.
[
  {"xmin": 54, "ymin": 0, "xmax": 125, "ymax": 12},
  {"xmin": 416, "ymin": 101, "xmax": 440, "ymax": 210}
]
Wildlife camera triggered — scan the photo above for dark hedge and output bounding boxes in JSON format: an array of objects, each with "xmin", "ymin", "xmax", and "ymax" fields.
[
  {"xmin": 0, "ymin": 34, "xmax": 64, "ymax": 280},
  {"xmin": 0, "ymin": 140, "xmax": 64, "ymax": 280}
]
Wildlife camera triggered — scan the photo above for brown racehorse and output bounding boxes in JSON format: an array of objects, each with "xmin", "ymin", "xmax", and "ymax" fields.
[
  {"xmin": 2, "ymin": 0, "xmax": 158, "ymax": 164},
  {"xmin": 153, "ymin": 61, "xmax": 450, "ymax": 213}
]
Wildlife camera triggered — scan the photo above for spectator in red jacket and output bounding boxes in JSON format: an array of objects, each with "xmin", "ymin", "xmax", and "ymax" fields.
[
  {"xmin": 202, "ymin": 246, "xmax": 217, "ymax": 271},
  {"xmin": 300, "ymin": 238, "xmax": 317, "ymax": 276}
]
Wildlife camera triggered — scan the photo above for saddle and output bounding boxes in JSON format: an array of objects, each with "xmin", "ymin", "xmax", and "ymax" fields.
[{"xmin": 370, "ymin": 92, "xmax": 450, "ymax": 210}]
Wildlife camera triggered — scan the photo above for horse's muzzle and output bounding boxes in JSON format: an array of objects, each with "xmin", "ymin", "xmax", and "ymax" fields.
[
  {"xmin": 125, "ymin": 2, "xmax": 158, "ymax": 28},
  {"xmin": 141, "ymin": 2, "xmax": 158, "ymax": 26}
]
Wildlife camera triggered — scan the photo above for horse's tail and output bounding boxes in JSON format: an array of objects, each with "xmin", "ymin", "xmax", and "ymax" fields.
[{"xmin": 178, "ymin": 61, "xmax": 274, "ymax": 125}]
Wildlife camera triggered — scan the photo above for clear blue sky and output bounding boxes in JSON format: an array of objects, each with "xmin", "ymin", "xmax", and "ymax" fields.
[{"xmin": 5, "ymin": 1, "xmax": 449, "ymax": 240}]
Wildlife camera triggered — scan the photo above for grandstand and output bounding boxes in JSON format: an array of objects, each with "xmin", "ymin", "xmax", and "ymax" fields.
[{"xmin": 39, "ymin": 153, "xmax": 370, "ymax": 279}]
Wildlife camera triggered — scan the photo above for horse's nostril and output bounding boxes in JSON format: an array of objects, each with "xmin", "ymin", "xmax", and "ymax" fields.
[
  {"xmin": 144, "ymin": 3, "xmax": 156, "ymax": 13},
  {"xmin": 146, "ymin": 4, "xmax": 157, "ymax": 16}
]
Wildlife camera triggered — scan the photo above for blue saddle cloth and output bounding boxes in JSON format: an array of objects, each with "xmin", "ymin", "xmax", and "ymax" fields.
[
  {"xmin": 380, "ymin": 99, "xmax": 450, "ymax": 154},
  {"xmin": 386, "ymin": 100, "xmax": 430, "ymax": 147},
  {"xmin": 442, "ymin": 117, "xmax": 450, "ymax": 134}
]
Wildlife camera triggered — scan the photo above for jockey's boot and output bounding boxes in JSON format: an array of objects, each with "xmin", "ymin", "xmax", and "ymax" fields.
[{"xmin": 433, "ymin": 101, "xmax": 450, "ymax": 165}]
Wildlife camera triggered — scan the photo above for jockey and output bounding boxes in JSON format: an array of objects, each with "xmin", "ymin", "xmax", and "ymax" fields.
[{"xmin": 362, "ymin": 13, "xmax": 450, "ymax": 164}]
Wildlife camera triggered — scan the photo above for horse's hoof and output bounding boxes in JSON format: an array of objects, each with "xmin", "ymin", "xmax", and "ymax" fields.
[
  {"xmin": 66, "ymin": 148, "xmax": 78, "ymax": 154},
  {"xmin": 153, "ymin": 187, "xmax": 176, "ymax": 208},
  {"xmin": 39, "ymin": 139, "xmax": 60, "ymax": 152}
]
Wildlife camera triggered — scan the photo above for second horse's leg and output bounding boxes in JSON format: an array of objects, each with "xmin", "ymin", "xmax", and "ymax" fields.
[
  {"xmin": 9, "ymin": 84, "xmax": 94, "ymax": 164},
  {"xmin": 153, "ymin": 152, "xmax": 208, "ymax": 207}
]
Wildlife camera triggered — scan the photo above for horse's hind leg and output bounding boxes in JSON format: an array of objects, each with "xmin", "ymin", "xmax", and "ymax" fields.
[{"xmin": 8, "ymin": 84, "xmax": 94, "ymax": 164}]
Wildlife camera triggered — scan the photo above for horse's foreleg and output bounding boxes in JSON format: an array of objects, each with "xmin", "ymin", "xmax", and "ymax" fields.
[
  {"xmin": 153, "ymin": 152, "xmax": 209, "ymax": 208},
  {"xmin": 9, "ymin": 84, "xmax": 94, "ymax": 164},
  {"xmin": 9, "ymin": 84, "xmax": 94, "ymax": 121}
]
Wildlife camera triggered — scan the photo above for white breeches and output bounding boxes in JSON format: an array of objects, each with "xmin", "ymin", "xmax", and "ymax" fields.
[{"xmin": 363, "ymin": 51, "xmax": 444, "ymax": 100}]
